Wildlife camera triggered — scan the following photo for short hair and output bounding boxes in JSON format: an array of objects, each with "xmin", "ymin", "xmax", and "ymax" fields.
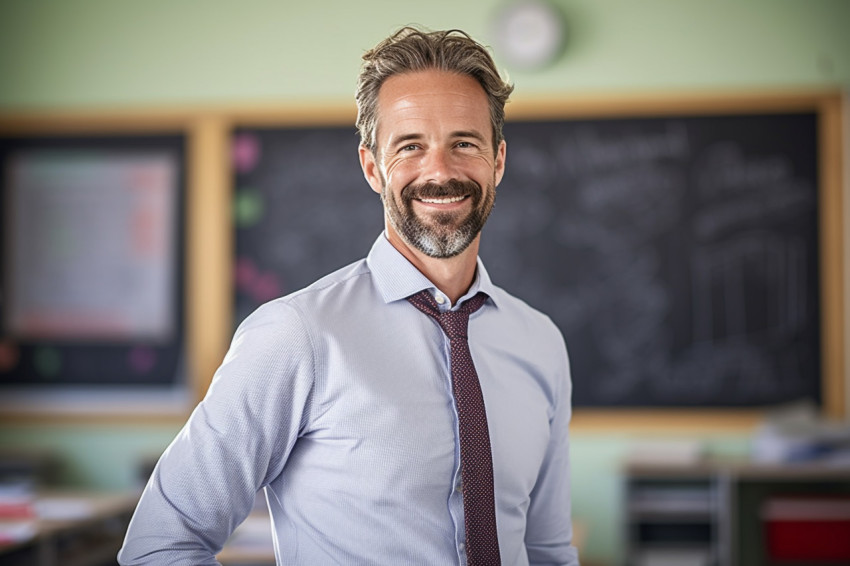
[{"xmin": 355, "ymin": 27, "xmax": 514, "ymax": 155}]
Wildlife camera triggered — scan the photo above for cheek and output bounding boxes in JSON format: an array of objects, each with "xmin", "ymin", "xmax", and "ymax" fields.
[
  {"xmin": 383, "ymin": 160, "xmax": 420, "ymax": 192},
  {"xmin": 385, "ymin": 153, "xmax": 496, "ymax": 188},
  {"xmin": 384, "ymin": 156, "xmax": 418, "ymax": 181}
]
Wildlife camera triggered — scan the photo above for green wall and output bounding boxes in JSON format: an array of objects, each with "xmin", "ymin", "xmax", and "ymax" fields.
[
  {"xmin": 1, "ymin": 0, "xmax": 848, "ymax": 109},
  {"xmin": 1, "ymin": 1, "xmax": 848, "ymax": 564}
]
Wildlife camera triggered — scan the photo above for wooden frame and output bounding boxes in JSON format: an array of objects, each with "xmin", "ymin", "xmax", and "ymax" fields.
[
  {"xmin": 0, "ymin": 111, "xmax": 210, "ymax": 423},
  {"xmin": 0, "ymin": 89, "xmax": 844, "ymax": 430}
]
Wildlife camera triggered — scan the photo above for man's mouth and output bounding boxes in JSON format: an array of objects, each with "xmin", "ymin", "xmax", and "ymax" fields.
[{"xmin": 418, "ymin": 195, "xmax": 468, "ymax": 204}]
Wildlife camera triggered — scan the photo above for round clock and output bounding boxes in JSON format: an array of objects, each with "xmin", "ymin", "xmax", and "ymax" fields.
[{"xmin": 491, "ymin": 0, "xmax": 567, "ymax": 70}]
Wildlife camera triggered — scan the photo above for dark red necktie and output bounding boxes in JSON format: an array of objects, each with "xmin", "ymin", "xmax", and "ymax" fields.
[{"xmin": 407, "ymin": 290, "xmax": 501, "ymax": 565}]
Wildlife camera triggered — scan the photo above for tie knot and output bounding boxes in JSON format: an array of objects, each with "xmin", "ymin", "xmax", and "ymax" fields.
[
  {"xmin": 437, "ymin": 310, "xmax": 468, "ymax": 340},
  {"xmin": 407, "ymin": 290, "xmax": 488, "ymax": 340}
]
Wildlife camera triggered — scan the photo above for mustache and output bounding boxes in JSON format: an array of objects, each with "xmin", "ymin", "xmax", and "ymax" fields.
[{"xmin": 401, "ymin": 179, "xmax": 482, "ymax": 202}]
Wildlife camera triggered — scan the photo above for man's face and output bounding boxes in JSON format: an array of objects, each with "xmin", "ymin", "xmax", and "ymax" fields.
[{"xmin": 359, "ymin": 69, "xmax": 506, "ymax": 259}]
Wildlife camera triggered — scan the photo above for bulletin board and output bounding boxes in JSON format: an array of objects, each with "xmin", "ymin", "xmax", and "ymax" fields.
[
  {"xmin": 0, "ymin": 112, "xmax": 202, "ymax": 421},
  {"xmin": 0, "ymin": 134, "xmax": 186, "ymax": 387}
]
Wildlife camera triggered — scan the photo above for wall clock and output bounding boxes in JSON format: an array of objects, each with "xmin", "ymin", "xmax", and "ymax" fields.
[{"xmin": 491, "ymin": 0, "xmax": 567, "ymax": 70}]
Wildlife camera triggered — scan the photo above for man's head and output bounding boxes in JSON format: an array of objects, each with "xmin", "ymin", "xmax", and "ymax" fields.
[
  {"xmin": 356, "ymin": 27, "xmax": 514, "ymax": 157},
  {"xmin": 357, "ymin": 28, "xmax": 513, "ymax": 260}
]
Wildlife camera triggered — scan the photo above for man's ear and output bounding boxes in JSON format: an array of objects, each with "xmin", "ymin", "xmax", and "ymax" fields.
[
  {"xmin": 494, "ymin": 139, "xmax": 507, "ymax": 187},
  {"xmin": 359, "ymin": 145, "xmax": 383, "ymax": 194}
]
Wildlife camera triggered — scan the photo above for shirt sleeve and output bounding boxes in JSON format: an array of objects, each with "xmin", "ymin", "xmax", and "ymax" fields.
[
  {"xmin": 524, "ymin": 332, "xmax": 581, "ymax": 566},
  {"xmin": 118, "ymin": 300, "xmax": 315, "ymax": 565}
]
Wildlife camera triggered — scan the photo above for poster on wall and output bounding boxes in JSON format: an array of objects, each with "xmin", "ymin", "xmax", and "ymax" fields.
[{"xmin": 0, "ymin": 134, "xmax": 188, "ymax": 413}]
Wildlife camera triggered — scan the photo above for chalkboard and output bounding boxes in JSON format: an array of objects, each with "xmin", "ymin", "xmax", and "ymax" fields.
[
  {"xmin": 232, "ymin": 107, "xmax": 828, "ymax": 408},
  {"xmin": 488, "ymin": 114, "xmax": 819, "ymax": 407},
  {"xmin": 232, "ymin": 127, "xmax": 382, "ymax": 323}
]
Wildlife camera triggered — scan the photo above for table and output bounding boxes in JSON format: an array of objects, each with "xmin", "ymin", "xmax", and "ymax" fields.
[{"xmin": 0, "ymin": 491, "xmax": 137, "ymax": 566}]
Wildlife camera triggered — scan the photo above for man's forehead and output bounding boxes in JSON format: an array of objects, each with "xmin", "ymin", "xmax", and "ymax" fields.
[
  {"xmin": 374, "ymin": 70, "xmax": 491, "ymax": 144},
  {"xmin": 378, "ymin": 69, "xmax": 486, "ymax": 105}
]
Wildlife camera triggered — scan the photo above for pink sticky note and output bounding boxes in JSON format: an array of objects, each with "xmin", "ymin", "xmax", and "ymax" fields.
[
  {"xmin": 235, "ymin": 256, "xmax": 258, "ymax": 291},
  {"xmin": 129, "ymin": 346, "xmax": 157, "ymax": 374},
  {"xmin": 252, "ymin": 272, "xmax": 282, "ymax": 302},
  {"xmin": 232, "ymin": 133, "xmax": 261, "ymax": 174}
]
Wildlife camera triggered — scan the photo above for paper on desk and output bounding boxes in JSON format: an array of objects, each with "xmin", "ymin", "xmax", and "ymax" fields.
[
  {"xmin": 752, "ymin": 401, "xmax": 850, "ymax": 464},
  {"xmin": 35, "ymin": 497, "xmax": 94, "ymax": 520}
]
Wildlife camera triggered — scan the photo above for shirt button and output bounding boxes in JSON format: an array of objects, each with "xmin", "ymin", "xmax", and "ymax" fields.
[
  {"xmin": 435, "ymin": 294, "xmax": 446, "ymax": 305},
  {"xmin": 459, "ymin": 542, "xmax": 466, "ymax": 553}
]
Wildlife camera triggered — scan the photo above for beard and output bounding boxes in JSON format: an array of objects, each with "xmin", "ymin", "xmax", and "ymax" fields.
[{"xmin": 381, "ymin": 177, "xmax": 495, "ymax": 259}]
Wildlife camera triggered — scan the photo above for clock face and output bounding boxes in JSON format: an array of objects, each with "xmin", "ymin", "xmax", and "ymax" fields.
[{"xmin": 491, "ymin": 0, "xmax": 566, "ymax": 70}]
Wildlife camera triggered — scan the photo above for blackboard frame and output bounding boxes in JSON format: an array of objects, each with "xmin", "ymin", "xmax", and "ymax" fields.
[
  {"xmin": 0, "ymin": 131, "xmax": 187, "ymax": 386},
  {"xmin": 0, "ymin": 90, "xmax": 843, "ymax": 430},
  {"xmin": 221, "ymin": 90, "xmax": 845, "ymax": 430},
  {"xmin": 499, "ymin": 91, "xmax": 845, "ymax": 428}
]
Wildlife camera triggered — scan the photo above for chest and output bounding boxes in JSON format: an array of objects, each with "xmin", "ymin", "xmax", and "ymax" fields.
[{"xmin": 300, "ymin": 314, "xmax": 554, "ymax": 502}]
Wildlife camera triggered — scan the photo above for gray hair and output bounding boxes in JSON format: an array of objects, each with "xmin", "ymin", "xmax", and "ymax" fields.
[{"xmin": 355, "ymin": 27, "xmax": 514, "ymax": 154}]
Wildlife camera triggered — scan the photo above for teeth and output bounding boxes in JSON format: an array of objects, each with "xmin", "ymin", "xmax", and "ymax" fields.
[{"xmin": 419, "ymin": 196, "xmax": 466, "ymax": 204}]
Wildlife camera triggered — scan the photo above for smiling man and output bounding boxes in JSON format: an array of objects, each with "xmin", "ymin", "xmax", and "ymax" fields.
[
  {"xmin": 360, "ymin": 68, "xmax": 501, "ymax": 301},
  {"xmin": 119, "ymin": 27, "xmax": 579, "ymax": 566}
]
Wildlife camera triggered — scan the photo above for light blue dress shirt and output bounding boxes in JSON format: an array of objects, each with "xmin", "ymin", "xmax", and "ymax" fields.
[{"xmin": 119, "ymin": 233, "xmax": 579, "ymax": 565}]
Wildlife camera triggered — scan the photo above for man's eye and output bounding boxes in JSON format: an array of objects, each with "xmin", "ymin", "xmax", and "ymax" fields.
[
  {"xmin": 456, "ymin": 141, "xmax": 475, "ymax": 149},
  {"xmin": 400, "ymin": 144, "xmax": 418, "ymax": 152}
]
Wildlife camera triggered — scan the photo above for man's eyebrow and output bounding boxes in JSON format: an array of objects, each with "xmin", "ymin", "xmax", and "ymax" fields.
[
  {"xmin": 388, "ymin": 133, "xmax": 424, "ymax": 147},
  {"xmin": 386, "ymin": 130, "xmax": 488, "ymax": 149},
  {"xmin": 451, "ymin": 130, "xmax": 488, "ymax": 143}
]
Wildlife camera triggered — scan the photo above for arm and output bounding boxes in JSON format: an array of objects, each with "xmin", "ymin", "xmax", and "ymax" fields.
[
  {"xmin": 525, "ymin": 339, "xmax": 580, "ymax": 566},
  {"xmin": 118, "ymin": 301, "xmax": 315, "ymax": 565}
]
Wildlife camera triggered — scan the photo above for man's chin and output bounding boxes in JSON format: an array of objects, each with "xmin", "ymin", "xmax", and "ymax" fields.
[{"xmin": 408, "ymin": 227, "xmax": 478, "ymax": 258}]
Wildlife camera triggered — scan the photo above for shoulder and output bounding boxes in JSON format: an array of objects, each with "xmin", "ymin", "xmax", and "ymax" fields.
[
  {"xmin": 288, "ymin": 258, "xmax": 373, "ymax": 301},
  {"xmin": 478, "ymin": 283, "xmax": 570, "ymax": 378},
  {"xmin": 214, "ymin": 260, "xmax": 372, "ymax": 391},
  {"xmin": 488, "ymin": 284, "xmax": 565, "ymax": 347},
  {"xmin": 477, "ymin": 284, "xmax": 572, "ymax": 413},
  {"xmin": 235, "ymin": 258, "xmax": 372, "ymax": 339}
]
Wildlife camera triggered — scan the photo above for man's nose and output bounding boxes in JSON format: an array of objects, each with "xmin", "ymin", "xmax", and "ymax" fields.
[{"xmin": 422, "ymin": 148, "xmax": 459, "ymax": 185}]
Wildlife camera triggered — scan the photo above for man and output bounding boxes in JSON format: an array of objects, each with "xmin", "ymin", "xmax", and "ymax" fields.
[{"xmin": 119, "ymin": 27, "xmax": 579, "ymax": 566}]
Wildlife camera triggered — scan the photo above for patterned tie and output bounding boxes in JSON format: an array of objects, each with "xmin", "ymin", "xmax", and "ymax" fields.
[{"xmin": 407, "ymin": 290, "xmax": 501, "ymax": 566}]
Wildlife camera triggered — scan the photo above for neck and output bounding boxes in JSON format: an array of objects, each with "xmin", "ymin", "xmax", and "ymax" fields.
[{"xmin": 385, "ymin": 225, "xmax": 480, "ymax": 305}]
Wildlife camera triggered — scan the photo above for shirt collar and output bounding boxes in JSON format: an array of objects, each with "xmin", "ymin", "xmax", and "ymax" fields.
[{"xmin": 366, "ymin": 232, "xmax": 500, "ymax": 308}]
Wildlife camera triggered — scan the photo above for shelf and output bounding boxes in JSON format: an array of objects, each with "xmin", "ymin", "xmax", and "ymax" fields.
[
  {"xmin": 629, "ymin": 494, "xmax": 715, "ymax": 517},
  {"xmin": 624, "ymin": 461, "xmax": 850, "ymax": 566}
]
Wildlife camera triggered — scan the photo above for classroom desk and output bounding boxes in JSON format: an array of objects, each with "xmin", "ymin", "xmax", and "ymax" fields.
[{"xmin": 0, "ymin": 491, "xmax": 137, "ymax": 566}]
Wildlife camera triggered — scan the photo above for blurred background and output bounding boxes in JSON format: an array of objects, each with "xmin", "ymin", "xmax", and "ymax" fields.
[{"xmin": 1, "ymin": 1, "xmax": 849, "ymax": 565}]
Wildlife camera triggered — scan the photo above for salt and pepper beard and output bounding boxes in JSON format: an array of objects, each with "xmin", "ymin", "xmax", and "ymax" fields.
[{"xmin": 381, "ymin": 178, "xmax": 496, "ymax": 258}]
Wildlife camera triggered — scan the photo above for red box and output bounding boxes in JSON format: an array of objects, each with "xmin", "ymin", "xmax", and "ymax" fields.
[{"xmin": 762, "ymin": 496, "xmax": 850, "ymax": 562}]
